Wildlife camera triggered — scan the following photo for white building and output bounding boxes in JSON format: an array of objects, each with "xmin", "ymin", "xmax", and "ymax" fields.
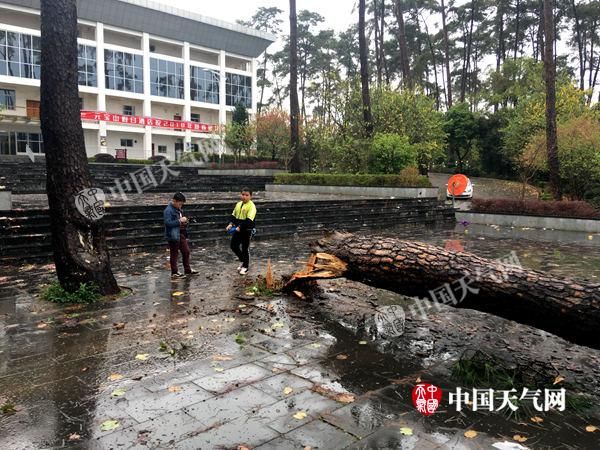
[{"xmin": 0, "ymin": 0, "xmax": 275, "ymax": 161}]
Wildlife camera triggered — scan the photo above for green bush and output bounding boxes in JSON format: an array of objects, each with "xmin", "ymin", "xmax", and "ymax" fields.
[
  {"xmin": 273, "ymin": 172, "xmax": 431, "ymax": 187},
  {"xmin": 41, "ymin": 281, "xmax": 101, "ymax": 304},
  {"xmin": 369, "ymin": 133, "xmax": 417, "ymax": 174}
]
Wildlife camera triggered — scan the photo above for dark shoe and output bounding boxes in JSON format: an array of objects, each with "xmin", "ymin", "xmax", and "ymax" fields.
[
  {"xmin": 185, "ymin": 269, "xmax": 199, "ymax": 275},
  {"xmin": 171, "ymin": 273, "xmax": 185, "ymax": 279}
]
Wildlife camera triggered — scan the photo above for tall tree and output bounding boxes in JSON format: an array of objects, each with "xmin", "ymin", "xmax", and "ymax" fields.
[
  {"xmin": 359, "ymin": 0, "xmax": 374, "ymax": 136},
  {"xmin": 543, "ymin": 0, "xmax": 562, "ymax": 200},
  {"xmin": 288, "ymin": 0, "xmax": 302, "ymax": 172},
  {"xmin": 40, "ymin": 0, "xmax": 119, "ymax": 294},
  {"xmin": 393, "ymin": 0, "xmax": 412, "ymax": 87},
  {"xmin": 440, "ymin": 0, "xmax": 453, "ymax": 107}
]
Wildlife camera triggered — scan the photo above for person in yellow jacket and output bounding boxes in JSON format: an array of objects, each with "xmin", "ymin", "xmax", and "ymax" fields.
[{"xmin": 226, "ymin": 187, "xmax": 257, "ymax": 275}]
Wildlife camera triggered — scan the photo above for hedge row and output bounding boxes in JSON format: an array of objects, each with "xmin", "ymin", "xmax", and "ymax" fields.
[
  {"xmin": 471, "ymin": 198, "xmax": 600, "ymax": 219},
  {"xmin": 273, "ymin": 171, "xmax": 432, "ymax": 188}
]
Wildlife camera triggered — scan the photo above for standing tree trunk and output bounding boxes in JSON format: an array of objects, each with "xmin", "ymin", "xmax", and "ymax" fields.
[
  {"xmin": 514, "ymin": 0, "xmax": 521, "ymax": 59},
  {"xmin": 288, "ymin": 0, "xmax": 302, "ymax": 173},
  {"xmin": 543, "ymin": 0, "xmax": 562, "ymax": 200},
  {"xmin": 40, "ymin": 0, "xmax": 119, "ymax": 295},
  {"xmin": 359, "ymin": 0, "xmax": 374, "ymax": 137},
  {"xmin": 441, "ymin": 0, "xmax": 452, "ymax": 107},
  {"xmin": 393, "ymin": 0, "xmax": 411, "ymax": 88},
  {"xmin": 571, "ymin": 0, "xmax": 585, "ymax": 90}
]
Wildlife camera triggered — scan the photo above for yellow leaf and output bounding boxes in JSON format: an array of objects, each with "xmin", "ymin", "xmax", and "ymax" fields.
[
  {"xmin": 172, "ymin": 291, "xmax": 185, "ymax": 296},
  {"xmin": 336, "ymin": 354, "xmax": 348, "ymax": 360},
  {"xmin": 293, "ymin": 411, "xmax": 307, "ymax": 420},
  {"xmin": 309, "ymin": 343, "xmax": 321, "ymax": 348},
  {"xmin": 135, "ymin": 354, "xmax": 149, "ymax": 361},
  {"xmin": 283, "ymin": 387, "xmax": 293, "ymax": 395},
  {"xmin": 358, "ymin": 341, "xmax": 368, "ymax": 345},
  {"xmin": 336, "ymin": 393, "xmax": 355, "ymax": 404},
  {"xmin": 111, "ymin": 388, "xmax": 126, "ymax": 397},
  {"xmin": 100, "ymin": 420, "xmax": 120, "ymax": 431},
  {"xmin": 238, "ymin": 304, "xmax": 247, "ymax": 309},
  {"xmin": 212, "ymin": 355, "xmax": 233, "ymax": 361},
  {"xmin": 36, "ymin": 322, "xmax": 47, "ymax": 329},
  {"xmin": 464, "ymin": 430, "xmax": 478, "ymax": 439},
  {"xmin": 530, "ymin": 416, "xmax": 544, "ymax": 424},
  {"xmin": 513, "ymin": 435, "xmax": 528, "ymax": 442},
  {"xmin": 399, "ymin": 427, "xmax": 413, "ymax": 436},
  {"xmin": 415, "ymin": 376, "xmax": 422, "ymax": 383},
  {"xmin": 168, "ymin": 386, "xmax": 183, "ymax": 393},
  {"xmin": 272, "ymin": 322, "xmax": 285, "ymax": 329},
  {"xmin": 553, "ymin": 375, "xmax": 565, "ymax": 385},
  {"xmin": 68, "ymin": 433, "xmax": 81, "ymax": 441},
  {"xmin": 585, "ymin": 425, "xmax": 598, "ymax": 432},
  {"xmin": 108, "ymin": 373, "xmax": 123, "ymax": 381},
  {"xmin": 213, "ymin": 367, "xmax": 224, "ymax": 372},
  {"xmin": 224, "ymin": 317, "xmax": 236, "ymax": 322}
]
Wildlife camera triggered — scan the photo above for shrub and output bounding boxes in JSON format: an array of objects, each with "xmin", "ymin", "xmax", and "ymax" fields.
[
  {"xmin": 41, "ymin": 281, "xmax": 101, "ymax": 304},
  {"xmin": 471, "ymin": 198, "xmax": 599, "ymax": 219},
  {"xmin": 369, "ymin": 133, "xmax": 418, "ymax": 174},
  {"xmin": 92, "ymin": 153, "xmax": 116, "ymax": 163},
  {"xmin": 273, "ymin": 172, "xmax": 432, "ymax": 188},
  {"xmin": 149, "ymin": 155, "xmax": 168, "ymax": 163}
]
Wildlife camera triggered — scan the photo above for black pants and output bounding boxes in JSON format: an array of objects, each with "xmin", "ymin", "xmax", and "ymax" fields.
[{"xmin": 230, "ymin": 230, "xmax": 251, "ymax": 268}]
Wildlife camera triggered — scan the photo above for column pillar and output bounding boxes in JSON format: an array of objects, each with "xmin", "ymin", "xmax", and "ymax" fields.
[
  {"xmin": 218, "ymin": 50, "xmax": 227, "ymax": 156},
  {"xmin": 96, "ymin": 22, "xmax": 107, "ymax": 154},
  {"xmin": 183, "ymin": 42, "xmax": 192, "ymax": 152},
  {"xmin": 142, "ymin": 32, "xmax": 153, "ymax": 159},
  {"xmin": 251, "ymin": 58, "xmax": 258, "ymax": 114}
]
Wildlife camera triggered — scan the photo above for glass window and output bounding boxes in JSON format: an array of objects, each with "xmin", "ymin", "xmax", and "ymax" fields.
[
  {"xmin": 78, "ymin": 44, "xmax": 97, "ymax": 87},
  {"xmin": 120, "ymin": 139, "xmax": 134, "ymax": 147},
  {"xmin": 190, "ymin": 66, "xmax": 220, "ymax": 104},
  {"xmin": 157, "ymin": 145, "xmax": 167, "ymax": 154},
  {"xmin": 150, "ymin": 57, "xmax": 184, "ymax": 99},
  {"xmin": 226, "ymin": 72, "xmax": 252, "ymax": 107},
  {"xmin": 104, "ymin": 49, "xmax": 143, "ymax": 93},
  {"xmin": 123, "ymin": 105, "xmax": 135, "ymax": 116},
  {"xmin": 0, "ymin": 29, "xmax": 41, "ymax": 79},
  {"xmin": 0, "ymin": 89, "xmax": 16, "ymax": 110},
  {"xmin": 190, "ymin": 112, "xmax": 201, "ymax": 123},
  {"xmin": 15, "ymin": 132, "xmax": 43, "ymax": 154}
]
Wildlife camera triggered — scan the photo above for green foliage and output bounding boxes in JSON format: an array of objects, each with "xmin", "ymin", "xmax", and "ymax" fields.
[
  {"xmin": 274, "ymin": 172, "xmax": 431, "ymax": 187},
  {"xmin": 369, "ymin": 133, "xmax": 417, "ymax": 174},
  {"xmin": 42, "ymin": 281, "xmax": 101, "ymax": 304},
  {"xmin": 256, "ymin": 109, "xmax": 289, "ymax": 161},
  {"xmin": 225, "ymin": 122, "xmax": 255, "ymax": 160},
  {"xmin": 523, "ymin": 116, "xmax": 600, "ymax": 200},
  {"xmin": 443, "ymin": 103, "xmax": 481, "ymax": 172},
  {"xmin": 232, "ymin": 102, "xmax": 249, "ymax": 125}
]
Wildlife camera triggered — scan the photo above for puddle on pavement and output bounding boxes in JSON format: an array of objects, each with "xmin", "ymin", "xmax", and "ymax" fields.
[{"xmin": 1, "ymin": 223, "xmax": 599, "ymax": 449}]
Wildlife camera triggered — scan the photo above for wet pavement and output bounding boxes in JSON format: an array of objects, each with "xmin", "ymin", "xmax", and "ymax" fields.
[{"xmin": 1, "ymin": 223, "xmax": 599, "ymax": 449}]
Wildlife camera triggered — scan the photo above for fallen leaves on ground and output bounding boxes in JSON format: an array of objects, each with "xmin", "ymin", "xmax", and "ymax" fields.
[
  {"xmin": 272, "ymin": 322, "xmax": 285, "ymax": 329},
  {"xmin": 513, "ymin": 435, "xmax": 528, "ymax": 443},
  {"xmin": 313, "ymin": 384, "xmax": 355, "ymax": 404},
  {"xmin": 172, "ymin": 291, "xmax": 185, "ymax": 297},
  {"xmin": 309, "ymin": 343, "xmax": 321, "ymax": 349},
  {"xmin": 168, "ymin": 386, "xmax": 183, "ymax": 393},
  {"xmin": 553, "ymin": 375, "xmax": 565, "ymax": 385},
  {"xmin": 112, "ymin": 322, "xmax": 126, "ymax": 330},
  {"xmin": 283, "ymin": 387, "xmax": 293, "ymax": 395},
  {"xmin": 336, "ymin": 354, "xmax": 348, "ymax": 360},
  {"xmin": 212, "ymin": 355, "xmax": 233, "ymax": 361},
  {"xmin": 530, "ymin": 416, "xmax": 544, "ymax": 424},
  {"xmin": 464, "ymin": 430, "xmax": 478, "ymax": 439},
  {"xmin": 213, "ymin": 367, "xmax": 224, "ymax": 372},
  {"xmin": 293, "ymin": 290, "xmax": 306, "ymax": 300},
  {"xmin": 358, "ymin": 341, "xmax": 368, "ymax": 345},
  {"xmin": 399, "ymin": 427, "xmax": 413, "ymax": 436},
  {"xmin": 68, "ymin": 433, "xmax": 81, "ymax": 441},
  {"xmin": 585, "ymin": 425, "xmax": 598, "ymax": 432},
  {"xmin": 292, "ymin": 411, "xmax": 307, "ymax": 420},
  {"xmin": 107, "ymin": 374, "xmax": 124, "ymax": 382},
  {"xmin": 100, "ymin": 420, "xmax": 120, "ymax": 431},
  {"xmin": 135, "ymin": 354, "xmax": 149, "ymax": 361},
  {"xmin": 111, "ymin": 388, "xmax": 126, "ymax": 397},
  {"xmin": 36, "ymin": 322, "xmax": 48, "ymax": 329}
]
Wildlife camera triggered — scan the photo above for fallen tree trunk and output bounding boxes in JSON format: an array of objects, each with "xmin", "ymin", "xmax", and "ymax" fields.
[{"xmin": 288, "ymin": 232, "xmax": 600, "ymax": 349}]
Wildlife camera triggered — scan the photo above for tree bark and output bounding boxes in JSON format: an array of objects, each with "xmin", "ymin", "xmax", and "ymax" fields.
[
  {"xmin": 288, "ymin": 233, "xmax": 599, "ymax": 349},
  {"xmin": 543, "ymin": 0, "xmax": 562, "ymax": 200},
  {"xmin": 288, "ymin": 0, "xmax": 302, "ymax": 173},
  {"xmin": 571, "ymin": 0, "xmax": 585, "ymax": 90},
  {"xmin": 359, "ymin": 0, "xmax": 374, "ymax": 137},
  {"xmin": 440, "ymin": 0, "xmax": 452, "ymax": 107},
  {"xmin": 40, "ymin": 0, "xmax": 119, "ymax": 295},
  {"xmin": 393, "ymin": 0, "xmax": 411, "ymax": 88}
]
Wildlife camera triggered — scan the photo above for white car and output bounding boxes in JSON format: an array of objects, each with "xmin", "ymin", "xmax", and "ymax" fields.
[{"xmin": 446, "ymin": 178, "xmax": 474, "ymax": 199}]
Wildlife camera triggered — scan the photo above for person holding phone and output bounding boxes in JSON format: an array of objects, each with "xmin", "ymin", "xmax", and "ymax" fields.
[{"xmin": 164, "ymin": 192, "xmax": 197, "ymax": 278}]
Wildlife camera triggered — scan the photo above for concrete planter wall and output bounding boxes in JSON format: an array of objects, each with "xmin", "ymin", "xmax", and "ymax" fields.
[
  {"xmin": 266, "ymin": 183, "xmax": 439, "ymax": 198},
  {"xmin": 0, "ymin": 191, "xmax": 11, "ymax": 210},
  {"xmin": 457, "ymin": 211, "xmax": 600, "ymax": 233}
]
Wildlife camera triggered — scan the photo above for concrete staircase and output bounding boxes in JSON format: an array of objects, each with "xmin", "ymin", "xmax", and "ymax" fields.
[
  {"xmin": 0, "ymin": 198, "xmax": 455, "ymax": 263},
  {"xmin": 0, "ymin": 158, "xmax": 272, "ymax": 194}
]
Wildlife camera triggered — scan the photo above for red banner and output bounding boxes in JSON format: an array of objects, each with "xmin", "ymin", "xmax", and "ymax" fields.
[{"xmin": 80, "ymin": 110, "xmax": 217, "ymax": 133}]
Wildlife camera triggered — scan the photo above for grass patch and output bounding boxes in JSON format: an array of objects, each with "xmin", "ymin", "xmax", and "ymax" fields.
[
  {"xmin": 1, "ymin": 402, "xmax": 16, "ymax": 415},
  {"xmin": 41, "ymin": 281, "xmax": 101, "ymax": 304},
  {"xmin": 273, "ymin": 172, "xmax": 432, "ymax": 188}
]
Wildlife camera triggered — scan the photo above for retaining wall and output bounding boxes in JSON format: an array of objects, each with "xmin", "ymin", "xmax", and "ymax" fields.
[{"xmin": 456, "ymin": 211, "xmax": 600, "ymax": 233}]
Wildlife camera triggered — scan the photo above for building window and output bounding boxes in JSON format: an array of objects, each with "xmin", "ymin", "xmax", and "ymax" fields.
[
  {"xmin": 150, "ymin": 58, "xmax": 184, "ymax": 99},
  {"xmin": 105, "ymin": 49, "xmax": 143, "ymax": 93},
  {"xmin": 78, "ymin": 44, "xmax": 97, "ymax": 87},
  {"xmin": 190, "ymin": 113, "xmax": 201, "ymax": 123},
  {"xmin": 16, "ymin": 132, "xmax": 43, "ymax": 154},
  {"xmin": 120, "ymin": 138, "xmax": 134, "ymax": 147},
  {"xmin": 79, "ymin": 97, "xmax": 84, "ymax": 110},
  {"xmin": 123, "ymin": 105, "xmax": 135, "ymax": 116},
  {"xmin": 190, "ymin": 66, "xmax": 219, "ymax": 104},
  {"xmin": 157, "ymin": 145, "xmax": 167, "ymax": 154},
  {"xmin": 225, "ymin": 73, "xmax": 252, "ymax": 108},
  {"xmin": 0, "ymin": 29, "xmax": 41, "ymax": 79},
  {"xmin": 0, "ymin": 89, "xmax": 16, "ymax": 110}
]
